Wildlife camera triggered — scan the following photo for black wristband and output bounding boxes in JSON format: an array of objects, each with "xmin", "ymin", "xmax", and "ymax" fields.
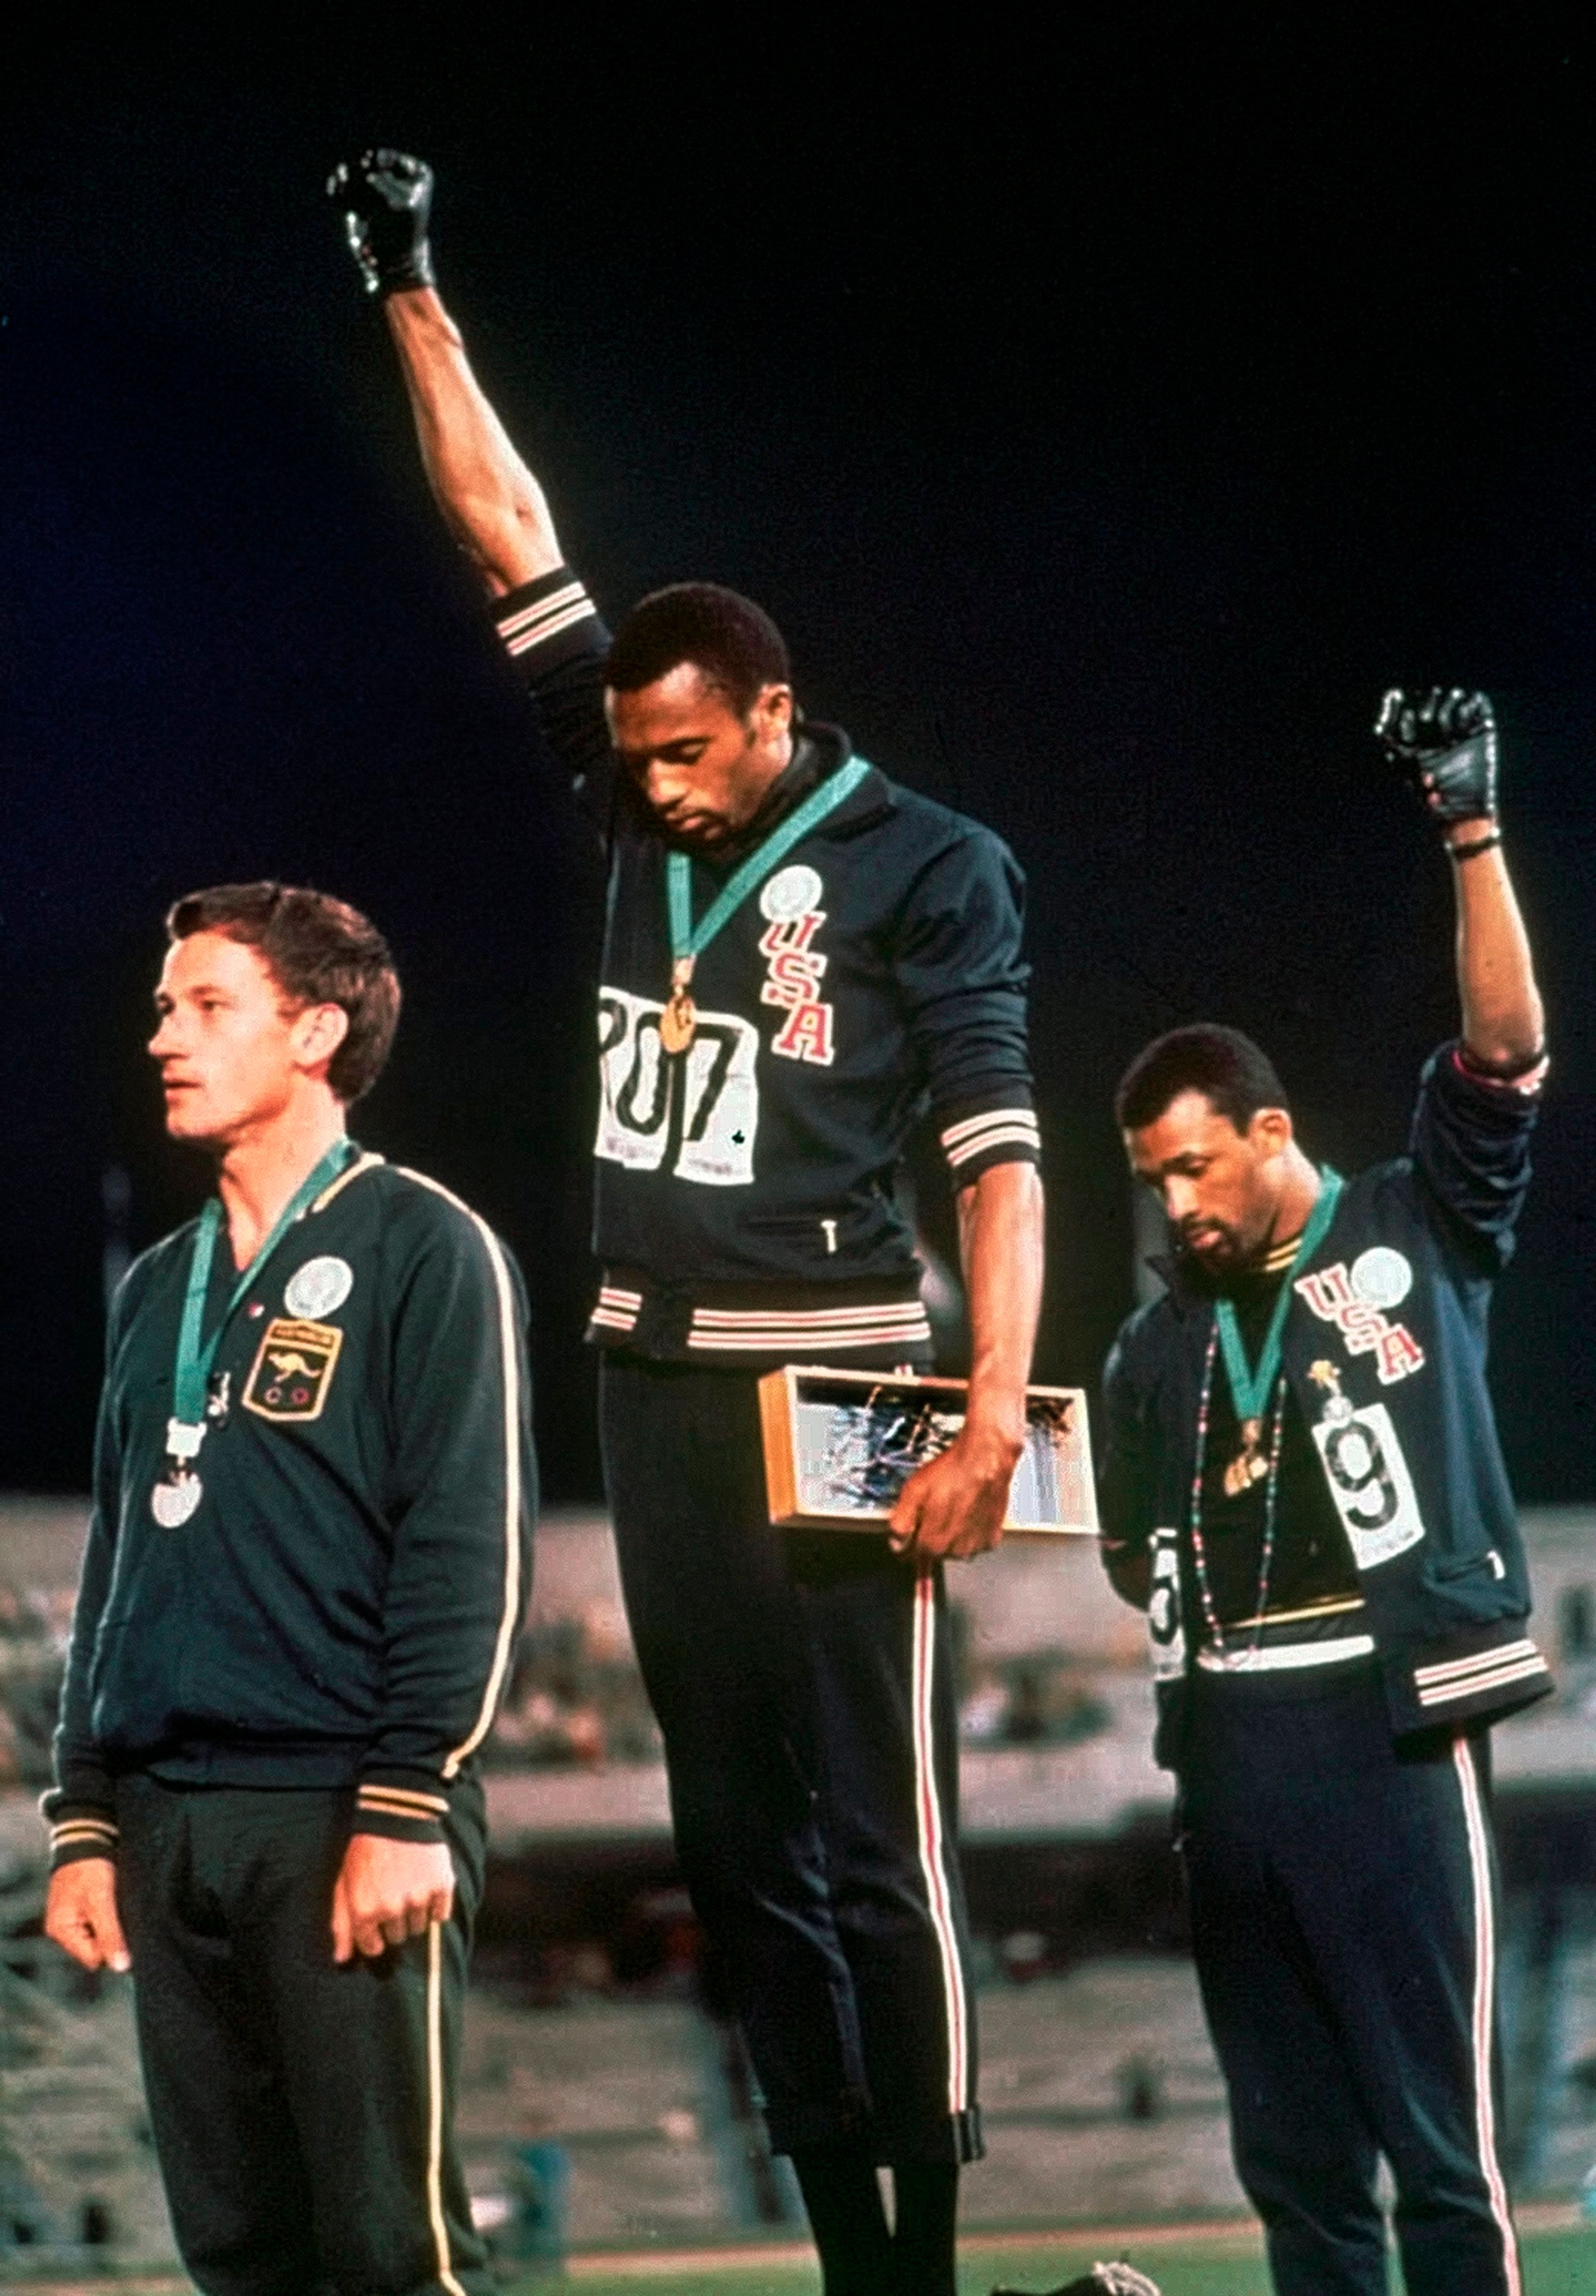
[
  {"xmin": 1448, "ymin": 829, "xmax": 1501, "ymax": 862},
  {"xmin": 1457, "ymin": 1038, "xmax": 1547, "ymax": 1082}
]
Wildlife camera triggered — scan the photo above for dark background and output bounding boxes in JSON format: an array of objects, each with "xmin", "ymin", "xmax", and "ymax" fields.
[{"xmin": 3, "ymin": 24, "xmax": 1592, "ymax": 1503}]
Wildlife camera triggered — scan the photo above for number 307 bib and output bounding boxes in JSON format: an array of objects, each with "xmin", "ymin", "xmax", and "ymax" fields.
[
  {"xmin": 595, "ymin": 986, "xmax": 759, "ymax": 1186},
  {"xmin": 1310, "ymin": 1400, "xmax": 1426, "ymax": 1570}
]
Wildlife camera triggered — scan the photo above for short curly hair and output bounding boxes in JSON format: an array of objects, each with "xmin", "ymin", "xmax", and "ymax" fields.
[
  {"xmin": 165, "ymin": 881, "xmax": 401, "ymax": 1105},
  {"xmin": 605, "ymin": 582, "xmax": 791, "ymax": 715},
  {"xmin": 1115, "ymin": 1024, "xmax": 1289, "ymax": 1136}
]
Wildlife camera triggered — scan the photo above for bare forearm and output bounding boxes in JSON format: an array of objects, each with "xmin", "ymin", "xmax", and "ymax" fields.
[
  {"xmin": 888, "ymin": 1160, "xmax": 1044, "ymax": 1559},
  {"xmin": 957, "ymin": 1161, "xmax": 1045, "ymax": 1442},
  {"xmin": 1446, "ymin": 830, "xmax": 1544, "ymax": 1067},
  {"xmin": 383, "ymin": 287, "xmax": 563, "ymax": 595}
]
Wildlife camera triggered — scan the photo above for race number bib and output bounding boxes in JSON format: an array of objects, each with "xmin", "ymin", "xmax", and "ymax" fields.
[
  {"xmin": 1310, "ymin": 1401, "xmax": 1426, "ymax": 1571},
  {"xmin": 1147, "ymin": 1529, "xmax": 1186, "ymax": 1682},
  {"xmin": 595, "ymin": 987, "xmax": 759, "ymax": 1187}
]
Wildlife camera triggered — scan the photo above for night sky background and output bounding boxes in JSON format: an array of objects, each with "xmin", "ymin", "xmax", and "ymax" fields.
[{"xmin": 3, "ymin": 24, "xmax": 1593, "ymax": 1504}]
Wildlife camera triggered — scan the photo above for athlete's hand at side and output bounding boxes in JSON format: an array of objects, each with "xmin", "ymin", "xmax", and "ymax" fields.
[
  {"xmin": 889, "ymin": 1161, "xmax": 1043, "ymax": 1561},
  {"xmin": 327, "ymin": 149, "xmax": 436, "ymax": 298},
  {"xmin": 888, "ymin": 1417, "xmax": 1021, "ymax": 1561},
  {"xmin": 44, "ymin": 1857, "xmax": 131, "ymax": 1973},
  {"xmin": 332, "ymin": 1834, "xmax": 456, "ymax": 1961},
  {"xmin": 1375, "ymin": 686, "xmax": 1498, "ymax": 826}
]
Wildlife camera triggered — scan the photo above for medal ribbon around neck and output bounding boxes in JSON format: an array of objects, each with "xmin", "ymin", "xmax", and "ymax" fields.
[
  {"xmin": 1211, "ymin": 1166, "xmax": 1344, "ymax": 1434},
  {"xmin": 660, "ymin": 756, "xmax": 871, "ymax": 1051},
  {"xmin": 167, "ymin": 1138, "xmax": 355, "ymax": 1459}
]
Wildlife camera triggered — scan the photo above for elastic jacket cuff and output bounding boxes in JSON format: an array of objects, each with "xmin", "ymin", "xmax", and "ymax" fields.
[
  {"xmin": 935, "ymin": 1088, "xmax": 1041, "ymax": 1185},
  {"xmin": 353, "ymin": 1771, "xmax": 452, "ymax": 1846},
  {"xmin": 491, "ymin": 565, "xmax": 607, "ymax": 676},
  {"xmin": 44, "ymin": 1803, "xmax": 120, "ymax": 1871}
]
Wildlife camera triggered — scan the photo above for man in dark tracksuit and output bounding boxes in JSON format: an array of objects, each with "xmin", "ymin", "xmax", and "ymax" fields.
[
  {"xmin": 1099, "ymin": 692, "xmax": 1549, "ymax": 2296},
  {"xmin": 330, "ymin": 152, "xmax": 1046, "ymax": 2296},
  {"xmin": 45, "ymin": 883, "xmax": 535, "ymax": 2296}
]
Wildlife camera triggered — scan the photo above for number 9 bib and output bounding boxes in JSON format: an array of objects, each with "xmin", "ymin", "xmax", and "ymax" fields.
[{"xmin": 1310, "ymin": 1398, "xmax": 1426, "ymax": 1570}]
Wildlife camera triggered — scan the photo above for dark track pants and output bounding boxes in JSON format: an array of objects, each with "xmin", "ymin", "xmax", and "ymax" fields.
[
  {"xmin": 113, "ymin": 1772, "xmax": 490, "ymax": 2296},
  {"xmin": 600, "ymin": 1355, "xmax": 980, "ymax": 2164},
  {"xmin": 1179, "ymin": 1664, "xmax": 1520, "ymax": 2296}
]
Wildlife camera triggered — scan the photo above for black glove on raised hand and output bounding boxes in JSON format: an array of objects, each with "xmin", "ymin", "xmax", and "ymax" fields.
[
  {"xmin": 327, "ymin": 149, "xmax": 435, "ymax": 297},
  {"xmin": 1374, "ymin": 686, "xmax": 1498, "ymax": 826}
]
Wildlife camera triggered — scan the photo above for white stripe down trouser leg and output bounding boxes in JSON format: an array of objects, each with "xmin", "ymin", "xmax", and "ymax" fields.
[
  {"xmin": 1451, "ymin": 1737, "xmax": 1522, "ymax": 2296},
  {"xmin": 911, "ymin": 1566, "xmax": 972, "ymax": 2119}
]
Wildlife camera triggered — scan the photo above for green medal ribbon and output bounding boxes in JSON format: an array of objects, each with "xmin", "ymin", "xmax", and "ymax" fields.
[
  {"xmin": 666, "ymin": 755, "xmax": 871, "ymax": 975},
  {"xmin": 1212, "ymin": 1166, "xmax": 1344, "ymax": 1430},
  {"xmin": 167, "ymin": 1139, "xmax": 355, "ymax": 1451}
]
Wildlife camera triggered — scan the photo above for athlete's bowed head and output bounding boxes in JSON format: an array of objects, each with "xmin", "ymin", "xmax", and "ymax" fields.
[
  {"xmin": 603, "ymin": 584, "xmax": 797, "ymax": 849},
  {"xmin": 150, "ymin": 883, "xmax": 400, "ymax": 1151},
  {"xmin": 1116, "ymin": 1027, "xmax": 1322, "ymax": 1278}
]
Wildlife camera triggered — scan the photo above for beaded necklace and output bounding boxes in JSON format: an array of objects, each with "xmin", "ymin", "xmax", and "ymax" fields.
[{"xmin": 1185, "ymin": 1320, "xmax": 1290, "ymax": 1664}]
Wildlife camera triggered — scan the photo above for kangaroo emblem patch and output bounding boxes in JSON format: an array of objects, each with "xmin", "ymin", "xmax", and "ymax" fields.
[{"xmin": 243, "ymin": 1318, "xmax": 344, "ymax": 1423}]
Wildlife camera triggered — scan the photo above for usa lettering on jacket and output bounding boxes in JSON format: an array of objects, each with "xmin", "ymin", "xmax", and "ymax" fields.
[{"xmin": 1294, "ymin": 1259, "xmax": 1427, "ymax": 1385}]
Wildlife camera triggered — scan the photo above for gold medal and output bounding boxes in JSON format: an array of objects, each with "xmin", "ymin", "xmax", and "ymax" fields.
[{"xmin": 659, "ymin": 957, "xmax": 696, "ymax": 1053}]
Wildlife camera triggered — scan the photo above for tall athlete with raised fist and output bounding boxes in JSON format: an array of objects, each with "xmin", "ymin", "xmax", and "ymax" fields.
[
  {"xmin": 329, "ymin": 152, "xmax": 1047, "ymax": 2296},
  {"xmin": 1099, "ymin": 691, "xmax": 1549, "ymax": 2296}
]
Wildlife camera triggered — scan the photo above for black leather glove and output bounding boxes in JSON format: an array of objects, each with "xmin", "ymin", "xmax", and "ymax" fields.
[
  {"xmin": 1374, "ymin": 686, "xmax": 1498, "ymax": 825},
  {"xmin": 327, "ymin": 149, "xmax": 435, "ymax": 297}
]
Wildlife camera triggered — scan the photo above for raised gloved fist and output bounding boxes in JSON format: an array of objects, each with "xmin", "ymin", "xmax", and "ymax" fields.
[
  {"xmin": 327, "ymin": 149, "xmax": 435, "ymax": 298},
  {"xmin": 1374, "ymin": 686, "xmax": 1497, "ymax": 825}
]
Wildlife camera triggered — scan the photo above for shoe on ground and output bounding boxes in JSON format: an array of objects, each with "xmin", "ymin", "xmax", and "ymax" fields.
[{"xmin": 990, "ymin": 2264, "xmax": 1162, "ymax": 2296}]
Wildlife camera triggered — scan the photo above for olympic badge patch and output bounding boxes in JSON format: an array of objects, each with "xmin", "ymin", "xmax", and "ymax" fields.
[
  {"xmin": 242, "ymin": 1317, "xmax": 344, "ymax": 1423},
  {"xmin": 284, "ymin": 1254, "xmax": 354, "ymax": 1319}
]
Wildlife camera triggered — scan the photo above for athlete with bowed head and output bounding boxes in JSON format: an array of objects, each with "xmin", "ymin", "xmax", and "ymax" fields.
[
  {"xmin": 1100, "ymin": 691, "xmax": 1549, "ymax": 2296},
  {"xmin": 328, "ymin": 149, "xmax": 1050, "ymax": 2296}
]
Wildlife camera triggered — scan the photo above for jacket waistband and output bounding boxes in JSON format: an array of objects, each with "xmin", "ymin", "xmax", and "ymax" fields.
[{"xmin": 590, "ymin": 1267, "xmax": 933, "ymax": 1366}]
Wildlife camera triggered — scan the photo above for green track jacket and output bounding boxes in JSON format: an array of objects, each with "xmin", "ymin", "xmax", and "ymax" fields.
[{"xmin": 45, "ymin": 1150, "xmax": 534, "ymax": 1865}]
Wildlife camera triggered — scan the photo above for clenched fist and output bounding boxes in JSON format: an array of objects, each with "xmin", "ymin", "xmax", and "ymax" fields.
[
  {"xmin": 1375, "ymin": 686, "xmax": 1498, "ymax": 827},
  {"xmin": 45, "ymin": 1857, "xmax": 131, "ymax": 1973},
  {"xmin": 327, "ymin": 149, "xmax": 436, "ymax": 298}
]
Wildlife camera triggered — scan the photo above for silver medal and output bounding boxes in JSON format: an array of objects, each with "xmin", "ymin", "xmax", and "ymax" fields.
[{"xmin": 152, "ymin": 1474, "xmax": 203, "ymax": 1527}]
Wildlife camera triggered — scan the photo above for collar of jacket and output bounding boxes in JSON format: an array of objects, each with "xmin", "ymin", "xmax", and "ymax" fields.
[
  {"xmin": 1144, "ymin": 1197, "xmax": 1348, "ymax": 1317},
  {"xmin": 1143, "ymin": 1250, "xmax": 1216, "ymax": 1318}
]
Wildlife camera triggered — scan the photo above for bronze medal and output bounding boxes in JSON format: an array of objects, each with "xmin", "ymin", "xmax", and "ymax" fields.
[{"xmin": 1222, "ymin": 1417, "xmax": 1269, "ymax": 1499}]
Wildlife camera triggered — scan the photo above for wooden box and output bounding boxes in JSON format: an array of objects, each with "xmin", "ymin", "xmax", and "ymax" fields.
[{"xmin": 757, "ymin": 1365, "xmax": 1098, "ymax": 1536}]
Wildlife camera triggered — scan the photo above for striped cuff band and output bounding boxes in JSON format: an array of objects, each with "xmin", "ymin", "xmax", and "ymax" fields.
[
  {"xmin": 1414, "ymin": 1639, "xmax": 1550, "ymax": 1709},
  {"xmin": 492, "ymin": 568, "xmax": 603, "ymax": 667},
  {"xmin": 357, "ymin": 1784, "xmax": 451, "ymax": 1820},
  {"xmin": 51, "ymin": 1816, "xmax": 120, "ymax": 1855},
  {"xmin": 939, "ymin": 1107, "xmax": 1042, "ymax": 1172},
  {"xmin": 590, "ymin": 1284, "xmax": 643, "ymax": 1335}
]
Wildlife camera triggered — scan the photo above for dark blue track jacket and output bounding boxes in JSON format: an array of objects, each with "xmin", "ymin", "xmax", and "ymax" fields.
[{"xmin": 1099, "ymin": 1044, "xmax": 1553, "ymax": 1758}]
